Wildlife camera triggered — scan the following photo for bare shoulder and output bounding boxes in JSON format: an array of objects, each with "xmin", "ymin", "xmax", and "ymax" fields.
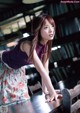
[{"xmin": 20, "ymin": 41, "xmax": 31, "ymax": 56}]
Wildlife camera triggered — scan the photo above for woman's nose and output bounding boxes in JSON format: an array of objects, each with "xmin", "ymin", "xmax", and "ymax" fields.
[{"xmin": 49, "ymin": 27, "xmax": 53, "ymax": 33}]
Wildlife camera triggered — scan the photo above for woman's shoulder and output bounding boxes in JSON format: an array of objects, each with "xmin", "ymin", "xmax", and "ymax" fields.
[
  {"xmin": 19, "ymin": 35, "xmax": 33, "ymax": 50},
  {"xmin": 20, "ymin": 39, "xmax": 31, "ymax": 49},
  {"xmin": 20, "ymin": 38, "xmax": 31, "ymax": 57}
]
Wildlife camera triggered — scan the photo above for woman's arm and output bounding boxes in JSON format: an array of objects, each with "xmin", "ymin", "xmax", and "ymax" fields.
[
  {"xmin": 42, "ymin": 58, "xmax": 62, "ymax": 100},
  {"xmin": 33, "ymin": 49, "xmax": 57, "ymax": 101},
  {"xmin": 42, "ymin": 58, "xmax": 49, "ymax": 94}
]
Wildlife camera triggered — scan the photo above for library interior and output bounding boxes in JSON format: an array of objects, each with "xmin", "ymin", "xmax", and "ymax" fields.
[{"xmin": 0, "ymin": 0, "xmax": 80, "ymax": 113}]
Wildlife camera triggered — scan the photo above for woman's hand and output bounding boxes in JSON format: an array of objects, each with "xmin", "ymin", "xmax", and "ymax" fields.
[{"xmin": 45, "ymin": 90, "xmax": 63, "ymax": 102}]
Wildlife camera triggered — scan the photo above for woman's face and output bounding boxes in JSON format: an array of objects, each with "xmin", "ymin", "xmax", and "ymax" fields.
[{"xmin": 40, "ymin": 19, "xmax": 55, "ymax": 44}]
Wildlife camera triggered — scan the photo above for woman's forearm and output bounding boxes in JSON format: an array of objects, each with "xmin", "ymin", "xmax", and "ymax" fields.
[
  {"xmin": 41, "ymin": 66, "xmax": 49, "ymax": 94},
  {"xmin": 40, "ymin": 69, "xmax": 56, "ymax": 95},
  {"xmin": 42, "ymin": 78, "xmax": 49, "ymax": 94}
]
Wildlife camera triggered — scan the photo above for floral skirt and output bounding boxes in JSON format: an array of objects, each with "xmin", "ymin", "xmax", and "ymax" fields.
[{"xmin": 0, "ymin": 53, "xmax": 30, "ymax": 106}]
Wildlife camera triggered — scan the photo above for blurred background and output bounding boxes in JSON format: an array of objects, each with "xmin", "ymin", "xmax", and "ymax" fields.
[{"xmin": 0, "ymin": 0, "xmax": 80, "ymax": 93}]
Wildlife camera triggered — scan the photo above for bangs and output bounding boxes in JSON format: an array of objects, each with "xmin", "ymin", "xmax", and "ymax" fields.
[{"xmin": 43, "ymin": 16, "xmax": 56, "ymax": 29}]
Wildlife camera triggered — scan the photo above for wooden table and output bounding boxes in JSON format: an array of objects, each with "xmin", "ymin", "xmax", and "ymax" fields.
[
  {"xmin": 0, "ymin": 91, "xmax": 62, "ymax": 113},
  {"xmin": 31, "ymin": 91, "xmax": 61, "ymax": 113}
]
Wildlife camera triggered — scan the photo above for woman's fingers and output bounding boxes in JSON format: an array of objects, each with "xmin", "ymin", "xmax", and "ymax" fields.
[
  {"xmin": 45, "ymin": 94, "xmax": 55, "ymax": 102},
  {"xmin": 55, "ymin": 89, "xmax": 61, "ymax": 94},
  {"xmin": 45, "ymin": 92, "xmax": 63, "ymax": 103},
  {"xmin": 57, "ymin": 94, "xmax": 63, "ymax": 99}
]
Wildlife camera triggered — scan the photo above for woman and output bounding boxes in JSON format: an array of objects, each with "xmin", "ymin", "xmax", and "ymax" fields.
[{"xmin": 0, "ymin": 13, "xmax": 62, "ymax": 105}]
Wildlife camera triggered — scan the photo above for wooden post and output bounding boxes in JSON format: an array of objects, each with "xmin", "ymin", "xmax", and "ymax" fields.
[
  {"xmin": 71, "ymin": 99, "xmax": 80, "ymax": 113},
  {"xmin": 68, "ymin": 84, "xmax": 80, "ymax": 113},
  {"xmin": 69, "ymin": 84, "xmax": 80, "ymax": 99}
]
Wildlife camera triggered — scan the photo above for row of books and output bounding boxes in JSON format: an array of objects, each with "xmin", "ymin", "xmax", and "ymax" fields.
[
  {"xmin": 57, "ymin": 17, "xmax": 80, "ymax": 37},
  {"xmin": 50, "ymin": 42, "xmax": 80, "ymax": 62},
  {"xmin": 49, "ymin": 62, "xmax": 80, "ymax": 85},
  {"xmin": 51, "ymin": 3, "xmax": 68, "ymax": 16},
  {"xmin": 49, "ymin": 3, "xmax": 80, "ymax": 17},
  {"xmin": 50, "ymin": 66, "xmax": 71, "ymax": 82}
]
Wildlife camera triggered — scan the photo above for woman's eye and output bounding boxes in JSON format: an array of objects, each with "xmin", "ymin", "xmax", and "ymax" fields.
[
  {"xmin": 52, "ymin": 25, "xmax": 55, "ymax": 28},
  {"xmin": 44, "ymin": 26, "xmax": 48, "ymax": 29}
]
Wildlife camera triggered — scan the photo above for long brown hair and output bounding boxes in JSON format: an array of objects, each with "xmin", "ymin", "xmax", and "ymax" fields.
[{"xmin": 28, "ymin": 13, "xmax": 56, "ymax": 63}]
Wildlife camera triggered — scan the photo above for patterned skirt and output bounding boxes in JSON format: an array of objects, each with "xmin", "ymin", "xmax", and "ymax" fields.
[{"xmin": 0, "ymin": 52, "xmax": 30, "ymax": 106}]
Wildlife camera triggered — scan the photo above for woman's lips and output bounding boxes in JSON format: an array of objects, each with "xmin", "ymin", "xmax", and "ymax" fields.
[{"xmin": 49, "ymin": 34, "xmax": 53, "ymax": 37}]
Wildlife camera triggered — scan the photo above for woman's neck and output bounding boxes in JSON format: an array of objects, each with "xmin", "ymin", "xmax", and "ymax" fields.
[{"xmin": 40, "ymin": 40, "xmax": 48, "ymax": 45}]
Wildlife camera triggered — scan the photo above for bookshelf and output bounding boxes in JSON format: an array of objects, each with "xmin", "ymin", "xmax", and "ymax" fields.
[{"xmin": 46, "ymin": 2, "xmax": 80, "ymax": 87}]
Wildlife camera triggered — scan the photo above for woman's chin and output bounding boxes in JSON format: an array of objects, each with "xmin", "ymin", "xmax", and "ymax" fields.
[{"xmin": 49, "ymin": 37, "xmax": 54, "ymax": 40}]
